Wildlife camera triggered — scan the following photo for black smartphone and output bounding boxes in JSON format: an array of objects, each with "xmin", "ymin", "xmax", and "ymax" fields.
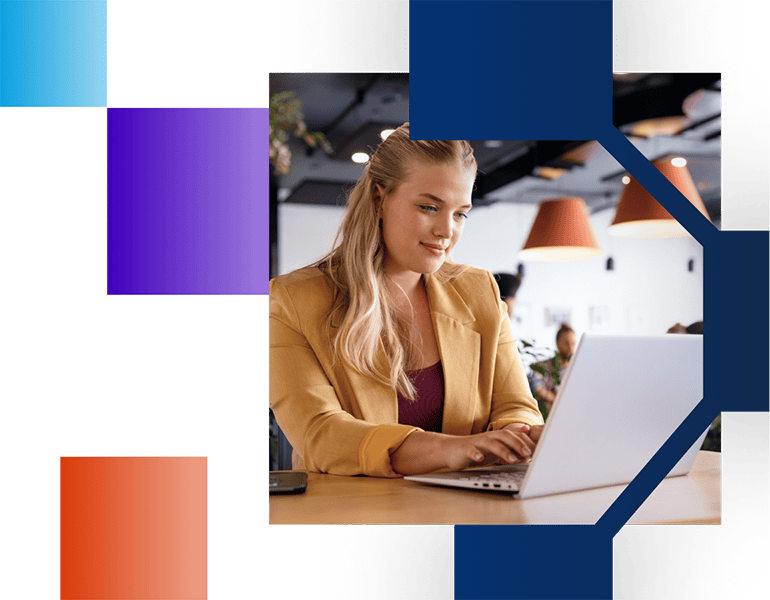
[{"xmin": 269, "ymin": 471, "xmax": 307, "ymax": 495}]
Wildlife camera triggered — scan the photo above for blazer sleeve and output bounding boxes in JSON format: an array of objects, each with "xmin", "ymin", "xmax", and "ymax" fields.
[
  {"xmin": 484, "ymin": 272, "xmax": 544, "ymax": 430},
  {"xmin": 269, "ymin": 276, "xmax": 419, "ymax": 477}
]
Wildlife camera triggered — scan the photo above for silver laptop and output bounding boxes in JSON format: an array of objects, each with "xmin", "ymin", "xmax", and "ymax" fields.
[{"xmin": 405, "ymin": 333, "xmax": 707, "ymax": 499}]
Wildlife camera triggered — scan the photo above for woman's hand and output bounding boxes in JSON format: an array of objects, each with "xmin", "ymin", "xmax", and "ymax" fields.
[
  {"xmin": 390, "ymin": 424, "xmax": 544, "ymax": 475},
  {"xmin": 441, "ymin": 426, "xmax": 538, "ymax": 471},
  {"xmin": 502, "ymin": 422, "xmax": 544, "ymax": 444}
]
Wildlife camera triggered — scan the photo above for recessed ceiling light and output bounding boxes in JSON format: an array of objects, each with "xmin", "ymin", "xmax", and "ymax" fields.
[
  {"xmin": 622, "ymin": 175, "xmax": 631, "ymax": 185},
  {"xmin": 380, "ymin": 129, "xmax": 395, "ymax": 140},
  {"xmin": 352, "ymin": 152, "xmax": 369, "ymax": 164},
  {"xmin": 671, "ymin": 156, "xmax": 687, "ymax": 167},
  {"xmin": 484, "ymin": 140, "xmax": 503, "ymax": 148}
]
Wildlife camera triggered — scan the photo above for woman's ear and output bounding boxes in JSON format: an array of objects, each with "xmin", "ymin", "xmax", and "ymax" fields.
[{"xmin": 374, "ymin": 184, "xmax": 386, "ymax": 218}]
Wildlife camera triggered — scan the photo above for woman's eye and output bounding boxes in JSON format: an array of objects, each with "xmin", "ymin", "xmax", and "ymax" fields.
[
  {"xmin": 419, "ymin": 205, "xmax": 438, "ymax": 213},
  {"xmin": 455, "ymin": 212, "xmax": 469, "ymax": 220}
]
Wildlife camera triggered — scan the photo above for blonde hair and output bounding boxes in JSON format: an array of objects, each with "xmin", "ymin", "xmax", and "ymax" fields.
[{"xmin": 316, "ymin": 123, "xmax": 476, "ymax": 398}]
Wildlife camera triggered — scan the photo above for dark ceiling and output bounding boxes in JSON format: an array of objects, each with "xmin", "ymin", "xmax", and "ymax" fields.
[{"xmin": 269, "ymin": 72, "xmax": 722, "ymax": 223}]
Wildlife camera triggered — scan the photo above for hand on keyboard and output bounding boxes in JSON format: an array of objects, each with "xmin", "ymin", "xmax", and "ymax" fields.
[
  {"xmin": 443, "ymin": 424, "xmax": 539, "ymax": 471},
  {"xmin": 503, "ymin": 422, "xmax": 544, "ymax": 443}
]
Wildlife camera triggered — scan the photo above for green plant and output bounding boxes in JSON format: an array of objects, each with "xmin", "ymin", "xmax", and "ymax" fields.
[
  {"xmin": 269, "ymin": 91, "xmax": 332, "ymax": 175},
  {"xmin": 519, "ymin": 340, "xmax": 561, "ymax": 386},
  {"xmin": 701, "ymin": 414, "xmax": 721, "ymax": 452},
  {"xmin": 518, "ymin": 339, "xmax": 561, "ymax": 420}
]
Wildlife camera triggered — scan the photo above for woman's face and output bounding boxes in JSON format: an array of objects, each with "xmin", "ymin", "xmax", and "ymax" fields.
[
  {"xmin": 379, "ymin": 161, "xmax": 475, "ymax": 283},
  {"xmin": 557, "ymin": 331, "xmax": 577, "ymax": 361},
  {"xmin": 504, "ymin": 296, "xmax": 517, "ymax": 318}
]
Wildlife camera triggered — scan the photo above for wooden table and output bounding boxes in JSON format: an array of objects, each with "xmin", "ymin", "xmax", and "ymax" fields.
[{"xmin": 270, "ymin": 450, "xmax": 721, "ymax": 525}]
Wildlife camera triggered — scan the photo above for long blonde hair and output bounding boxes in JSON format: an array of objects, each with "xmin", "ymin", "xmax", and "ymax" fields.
[{"xmin": 316, "ymin": 123, "xmax": 477, "ymax": 398}]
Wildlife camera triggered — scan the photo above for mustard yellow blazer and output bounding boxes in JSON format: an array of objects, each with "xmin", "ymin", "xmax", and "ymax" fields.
[{"xmin": 269, "ymin": 264, "xmax": 543, "ymax": 477}]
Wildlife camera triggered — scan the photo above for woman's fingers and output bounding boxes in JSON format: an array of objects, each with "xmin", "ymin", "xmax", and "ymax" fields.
[
  {"xmin": 467, "ymin": 447, "xmax": 485, "ymax": 463},
  {"xmin": 503, "ymin": 423, "xmax": 530, "ymax": 434},
  {"xmin": 445, "ymin": 429, "xmax": 540, "ymax": 471},
  {"xmin": 498, "ymin": 429, "xmax": 536, "ymax": 461},
  {"xmin": 480, "ymin": 438, "xmax": 519, "ymax": 464},
  {"xmin": 501, "ymin": 423, "xmax": 542, "ymax": 454},
  {"xmin": 470, "ymin": 431, "xmax": 534, "ymax": 464},
  {"xmin": 527, "ymin": 424, "xmax": 545, "ymax": 443}
]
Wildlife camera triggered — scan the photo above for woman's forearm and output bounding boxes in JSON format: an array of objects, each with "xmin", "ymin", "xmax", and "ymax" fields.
[
  {"xmin": 390, "ymin": 426, "xmax": 540, "ymax": 475},
  {"xmin": 389, "ymin": 430, "xmax": 450, "ymax": 475}
]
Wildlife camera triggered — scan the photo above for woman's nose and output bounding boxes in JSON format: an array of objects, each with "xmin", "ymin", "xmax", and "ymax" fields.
[{"xmin": 433, "ymin": 215, "xmax": 453, "ymax": 238}]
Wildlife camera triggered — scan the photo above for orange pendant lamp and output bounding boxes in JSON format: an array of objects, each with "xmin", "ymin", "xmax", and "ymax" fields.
[
  {"xmin": 608, "ymin": 158, "xmax": 712, "ymax": 238},
  {"xmin": 519, "ymin": 197, "xmax": 603, "ymax": 261}
]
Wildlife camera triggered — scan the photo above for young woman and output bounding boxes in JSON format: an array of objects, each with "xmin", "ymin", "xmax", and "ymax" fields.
[{"xmin": 270, "ymin": 123, "xmax": 544, "ymax": 477}]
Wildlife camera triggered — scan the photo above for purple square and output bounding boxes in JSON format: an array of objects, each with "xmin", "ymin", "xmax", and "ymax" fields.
[{"xmin": 108, "ymin": 108, "xmax": 267, "ymax": 294}]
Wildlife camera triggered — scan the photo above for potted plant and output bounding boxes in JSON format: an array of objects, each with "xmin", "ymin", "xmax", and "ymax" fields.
[{"xmin": 269, "ymin": 91, "xmax": 332, "ymax": 175}]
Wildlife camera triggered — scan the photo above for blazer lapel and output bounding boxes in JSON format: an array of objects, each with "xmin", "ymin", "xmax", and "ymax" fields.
[{"xmin": 425, "ymin": 273, "xmax": 481, "ymax": 435}]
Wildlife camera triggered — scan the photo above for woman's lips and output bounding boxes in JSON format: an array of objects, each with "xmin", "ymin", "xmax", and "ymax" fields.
[{"xmin": 422, "ymin": 243, "xmax": 447, "ymax": 256}]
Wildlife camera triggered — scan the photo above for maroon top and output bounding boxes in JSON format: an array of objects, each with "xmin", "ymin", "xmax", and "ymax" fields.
[{"xmin": 397, "ymin": 361, "xmax": 445, "ymax": 432}]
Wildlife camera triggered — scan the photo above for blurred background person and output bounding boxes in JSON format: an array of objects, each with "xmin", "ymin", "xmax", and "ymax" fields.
[
  {"xmin": 667, "ymin": 320, "xmax": 703, "ymax": 334},
  {"xmin": 494, "ymin": 272, "xmax": 522, "ymax": 319},
  {"xmin": 685, "ymin": 320, "xmax": 703, "ymax": 334},
  {"xmin": 530, "ymin": 323, "xmax": 577, "ymax": 416}
]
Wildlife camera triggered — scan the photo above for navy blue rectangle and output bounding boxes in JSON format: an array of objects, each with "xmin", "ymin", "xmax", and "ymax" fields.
[
  {"xmin": 410, "ymin": 1, "xmax": 612, "ymax": 140},
  {"xmin": 108, "ymin": 108, "xmax": 267, "ymax": 295}
]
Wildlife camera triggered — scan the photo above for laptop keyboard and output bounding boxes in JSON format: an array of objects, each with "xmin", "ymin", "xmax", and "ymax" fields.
[{"xmin": 453, "ymin": 468, "xmax": 527, "ymax": 491}]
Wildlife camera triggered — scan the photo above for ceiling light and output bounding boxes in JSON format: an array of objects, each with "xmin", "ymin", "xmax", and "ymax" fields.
[
  {"xmin": 533, "ymin": 166, "xmax": 567, "ymax": 180},
  {"xmin": 380, "ymin": 129, "xmax": 395, "ymax": 140},
  {"xmin": 622, "ymin": 175, "xmax": 631, "ymax": 185},
  {"xmin": 484, "ymin": 140, "xmax": 504, "ymax": 148},
  {"xmin": 519, "ymin": 197, "xmax": 603, "ymax": 262},
  {"xmin": 627, "ymin": 116, "xmax": 692, "ymax": 137},
  {"xmin": 607, "ymin": 159, "xmax": 712, "ymax": 238},
  {"xmin": 682, "ymin": 88, "xmax": 707, "ymax": 117},
  {"xmin": 671, "ymin": 156, "xmax": 687, "ymax": 167},
  {"xmin": 351, "ymin": 152, "xmax": 369, "ymax": 164},
  {"xmin": 558, "ymin": 141, "xmax": 600, "ymax": 166}
]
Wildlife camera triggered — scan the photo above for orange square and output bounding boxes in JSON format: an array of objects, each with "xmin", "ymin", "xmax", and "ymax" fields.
[{"xmin": 61, "ymin": 457, "xmax": 207, "ymax": 600}]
